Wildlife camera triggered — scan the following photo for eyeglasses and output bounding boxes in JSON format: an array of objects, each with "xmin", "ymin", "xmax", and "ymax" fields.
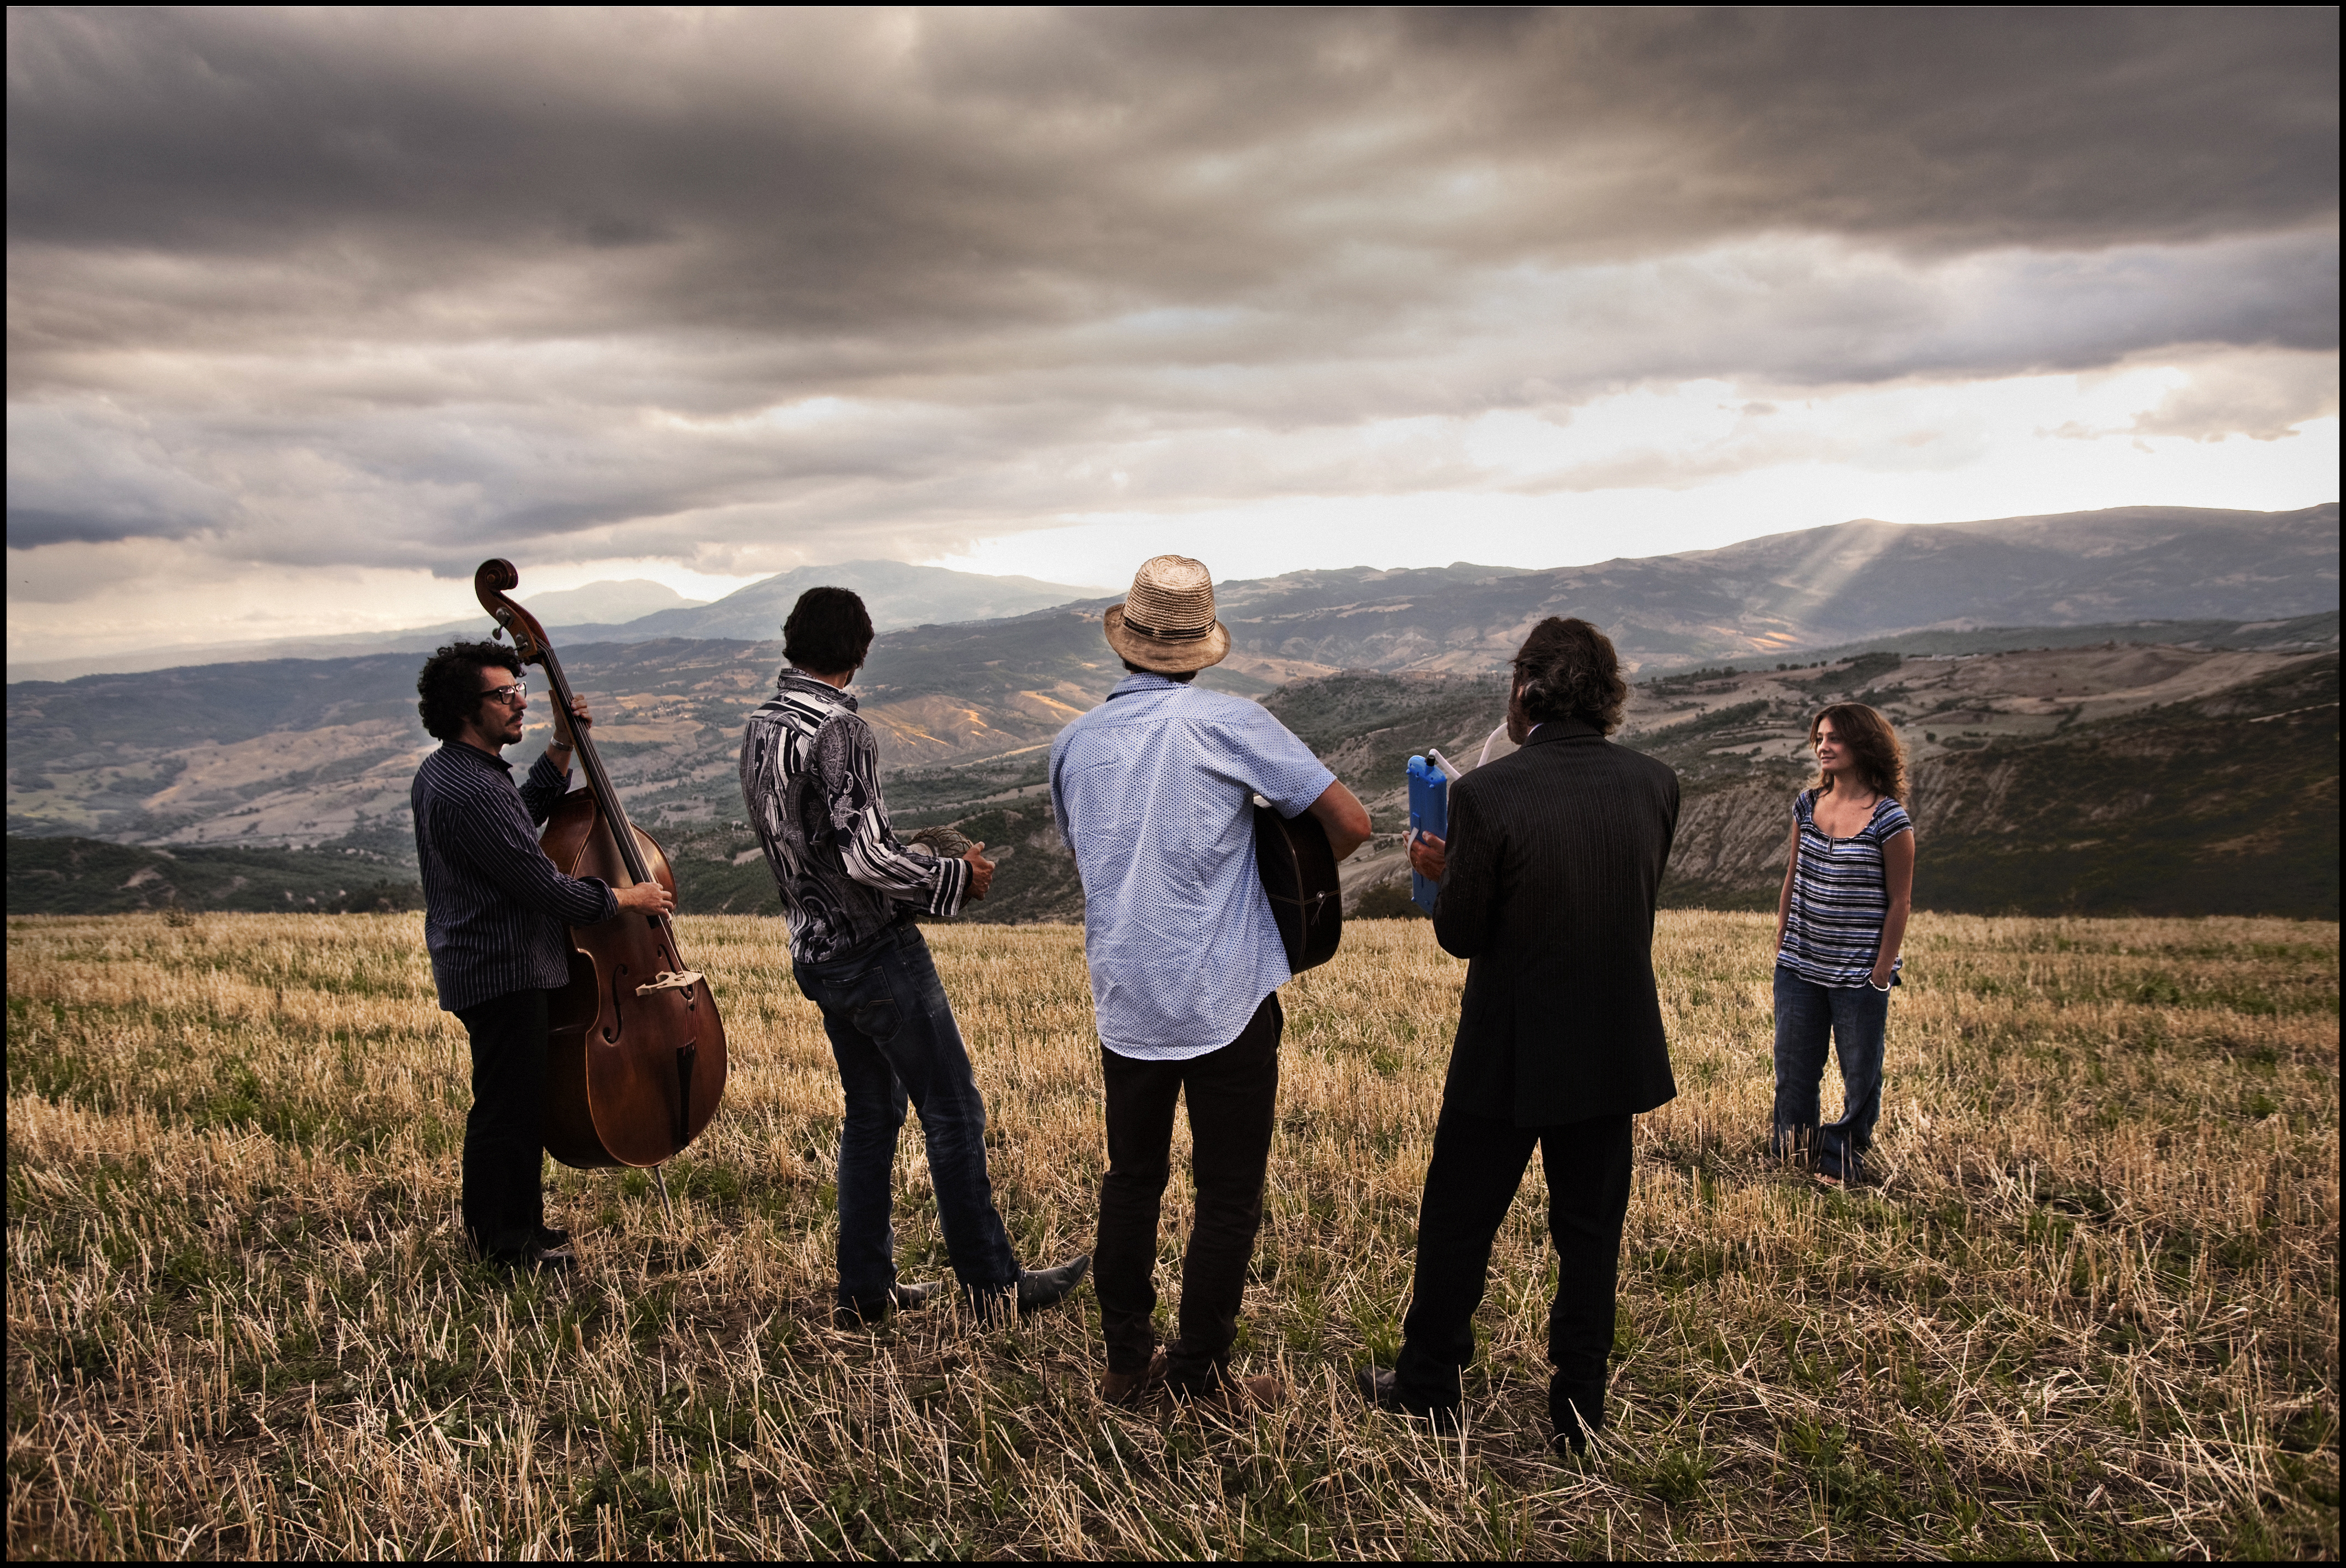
[{"xmin": 482, "ymin": 680, "xmax": 528, "ymax": 707}]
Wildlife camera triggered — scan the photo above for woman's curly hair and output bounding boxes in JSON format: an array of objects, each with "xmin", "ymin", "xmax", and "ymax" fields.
[
  {"xmin": 1808, "ymin": 703, "xmax": 1909, "ymax": 800},
  {"xmin": 416, "ymin": 640, "xmax": 521, "ymax": 742},
  {"xmin": 1513, "ymin": 617, "xmax": 1629, "ymax": 734}
]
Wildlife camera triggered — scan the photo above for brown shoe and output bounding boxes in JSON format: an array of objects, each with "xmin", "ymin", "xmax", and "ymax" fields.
[
  {"xmin": 1100, "ymin": 1350, "xmax": 1169, "ymax": 1408},
  {"xmin": 1172, "ymin": 1371, "xmax": 1287, "ymax": 1414}
]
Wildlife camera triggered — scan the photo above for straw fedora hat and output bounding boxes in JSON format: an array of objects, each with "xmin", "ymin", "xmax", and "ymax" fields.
[{"xmin": 1103, "ymin": 555, "xmax": 1231, "ymax": 673}]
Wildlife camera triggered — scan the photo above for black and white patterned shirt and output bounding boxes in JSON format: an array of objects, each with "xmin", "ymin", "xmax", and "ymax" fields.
[
  {"xmin": 738, "ymin": 671, "xmax": 972, "ymax": 963},
  {"xmin": 411, "ymin": 742, "xmax": 618, "ymax": 1013}
]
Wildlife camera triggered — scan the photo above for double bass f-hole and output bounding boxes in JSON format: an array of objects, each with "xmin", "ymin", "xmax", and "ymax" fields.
[{"xmin": 473, "ymin": 558, "xmax": 730, "ymax": 1186}]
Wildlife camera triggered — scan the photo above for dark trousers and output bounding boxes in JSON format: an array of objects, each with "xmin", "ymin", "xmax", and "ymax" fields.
[
  {"xmin": 1095, "ymin": 992, "xmax": 1282, "ymax": 1389},
  {"xmin": 1771, "ymin": 965, "xmax": 1891, "ymax": 1181},
  {"xmin": 453, "ymin": 987, "xmax": 552, "ymax": 1259},
  {"xmin": 1395, "ymin": 1103, "xmax": 1633, "ymax": 1429},
  {"xmin": 793, "ymin": 923, "xmax": 1020, "ymax": 1305}
]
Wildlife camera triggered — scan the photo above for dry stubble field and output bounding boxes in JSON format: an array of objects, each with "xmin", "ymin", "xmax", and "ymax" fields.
[{"xmin": 5, "ymin": 910, "xmax": 2338, "ymax": 1560}]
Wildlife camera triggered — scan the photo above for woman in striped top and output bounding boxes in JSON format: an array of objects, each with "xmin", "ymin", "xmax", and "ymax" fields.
[{"xmin": 1771, "ymin": 702, "xmax": 1915, "ymax": 1186}]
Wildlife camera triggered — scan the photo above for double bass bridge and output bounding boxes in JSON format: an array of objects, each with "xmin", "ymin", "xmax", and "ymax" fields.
[{"xmin": 635, "ymin": 969, "xmax": 704, "ymax": 998}]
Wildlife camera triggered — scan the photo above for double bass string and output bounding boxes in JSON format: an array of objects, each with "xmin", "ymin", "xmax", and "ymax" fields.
[
  {"xmin": 497, "ymin": 603, "xmax": 671, "ymax": 944},
  {"xmin": 476, "ymin": 556, "xmax": 727, "ymax": 1172}
]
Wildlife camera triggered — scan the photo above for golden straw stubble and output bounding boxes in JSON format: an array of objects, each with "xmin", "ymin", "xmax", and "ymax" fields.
[{"xmin": 3, "ymin": 910, "xmax": 2336, "ymax": 1559}]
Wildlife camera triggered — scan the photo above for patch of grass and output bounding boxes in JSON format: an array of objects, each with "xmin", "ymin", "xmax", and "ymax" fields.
[{"xmin": 3, "ymin": 910, "xmax": 2337, "ymax": 1558}]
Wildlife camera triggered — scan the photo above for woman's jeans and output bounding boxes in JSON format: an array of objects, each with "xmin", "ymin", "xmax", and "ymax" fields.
[
  {"xmin": 793, "ymin": 922, "xmax": 1020, "ymax": 1307},
  {"xmin": 1772, "ymin": 965, "xmax": 1891, "ymax": 1180}
]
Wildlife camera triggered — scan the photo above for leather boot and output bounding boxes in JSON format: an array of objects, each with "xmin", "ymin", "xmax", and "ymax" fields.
[
  {"xmin": 834, "ymin": 1279, "xmax": 945, "ymax": 1328},
  {"xmin": 1550, "ymin": 1376, "xmax": 1605, "ymax": 1454},
  {"xmin": 1171, "ymin": 1366, "xmax": 1286, "ymax": 1414},
  {"xmin": 1100, "ymin": 1349, "xmax": 1169, "ymax": 1408},
  {"xmin": 1356, "ymin": 1367, "xmax": 1463, "ymax": 1434}
]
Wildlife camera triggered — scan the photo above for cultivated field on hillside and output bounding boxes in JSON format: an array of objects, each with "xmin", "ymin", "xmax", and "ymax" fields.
[{"xmin": 7, "ymin": 913, "xmax": 2337, "ymax": 1559}]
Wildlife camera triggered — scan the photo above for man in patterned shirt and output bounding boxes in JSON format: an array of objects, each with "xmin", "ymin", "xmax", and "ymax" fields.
[
  {"xmin": 1052, "ymin": 555, "xmax": 1372, "ymax": 1409},
  {"xmin": 739, "ymin": 586, "xmax": 1088, "ymax": 1327}
]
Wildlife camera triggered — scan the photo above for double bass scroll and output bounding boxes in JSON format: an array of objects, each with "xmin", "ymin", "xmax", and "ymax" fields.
[{"xmin": 473, "ymin": 559, "xmax": 729, "ymax": 1171}]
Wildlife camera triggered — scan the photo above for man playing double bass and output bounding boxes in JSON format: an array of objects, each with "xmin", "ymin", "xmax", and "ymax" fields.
[{"xmin": 411, "ymin": 640, "xmax": 674, "ymax": 1273}]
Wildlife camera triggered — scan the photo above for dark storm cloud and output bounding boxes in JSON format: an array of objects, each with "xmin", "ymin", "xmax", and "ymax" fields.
[
  {"xmin": 4, "ymin": 7, "xmax": 2337, "ymax": 571},
  {"xmin": 12, "ymin": 8, "xmax": 2334, "ymax": 344}
]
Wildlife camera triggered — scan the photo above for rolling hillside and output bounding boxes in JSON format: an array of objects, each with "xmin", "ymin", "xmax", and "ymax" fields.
[
  {"xmin": 8, "ymin": 504, "xmax": 2334, "ymax": 921},
  {"xmin": 633, "ymin": 640, "xmax": 2343, "ymax": 926},
  {"xmin": 1633, "ymin": 646, "xmax": 2340, "ymax": 919},
  {"xmin": 13, "ymin": 642, "xmax": 2333, "ymax": 922},
  {"xmin": 6, "ymin": 837, "xmax": 420, "ymax": 916}
]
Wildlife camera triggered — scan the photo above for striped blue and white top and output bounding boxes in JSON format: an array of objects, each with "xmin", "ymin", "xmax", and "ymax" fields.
[
  {"xmin": 1051, "ymin": 672, "xmax": 1335, "ymax": 1061},
  {"xmin": 1777, "ymin": 788, "xmax": 1914, "ymax": 988}
]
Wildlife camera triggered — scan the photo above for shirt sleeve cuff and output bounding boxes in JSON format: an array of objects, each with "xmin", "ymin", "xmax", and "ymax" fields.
[
  {"xmin": 927, "ymin": 851, "xmax": 972, "ymax": 917},
  {"xmin": 1281, "ymin": 765, "xmax": 1338, "ymax": 816}
]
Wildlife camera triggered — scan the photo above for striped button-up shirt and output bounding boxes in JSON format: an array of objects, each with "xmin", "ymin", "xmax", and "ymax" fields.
[
  {"xmin": 1051, "ymin": 672, "xmax": 1335, "ymax": 1061},
  {"xmin": 738, "ymin": 672, "xmax": 972, "ymax": 964},
  {"xmin": 411, "ymin": 742, "xmax": 618, "ymax": 1013}
]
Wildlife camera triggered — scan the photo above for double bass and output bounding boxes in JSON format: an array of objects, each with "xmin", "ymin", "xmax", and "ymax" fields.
[{"xmin": 474, "ymin": 559, "xmax": 728, "ymax": 1179}]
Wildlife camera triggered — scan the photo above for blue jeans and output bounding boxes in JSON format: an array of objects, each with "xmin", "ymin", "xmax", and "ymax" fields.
[
  {"xmin": 793, "ymin": 923, "xmax": 1019, "ymax": 1305},
  {"xmin": 1772, "ymin": 965, "xmax": 1891, "ymax": 1181}
]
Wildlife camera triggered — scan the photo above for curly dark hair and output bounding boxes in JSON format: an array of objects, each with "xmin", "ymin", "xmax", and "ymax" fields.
[
  {"xmin": 416, "ymin": 640, "xmax": 521, "ymax": 742},
  {"xmin": 783, "ymin": 586, "xmax": 876, "ymax": 675},
  {"xmin": 1512, "ymin": 617, "xmax": 1629, "ymax": 734},
  {"xmin": 1808, "ymin": 703, "xmax": 1909, "ymax": 800}
]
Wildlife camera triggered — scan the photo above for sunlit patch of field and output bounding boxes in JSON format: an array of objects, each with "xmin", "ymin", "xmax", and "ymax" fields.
[{"xmin": 5, "ymin": 911, "xmax": 2336, "ymax": 1559}]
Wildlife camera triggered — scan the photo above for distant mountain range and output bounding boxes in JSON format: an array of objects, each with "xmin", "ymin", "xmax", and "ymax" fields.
[
  {"xmin": 14, "ymin": 503, "xmax": 2334, "ymax": 686},
  {"xmin": 585, "ymin": 560, "xmax": 1109, "ymax": 642},
  {"xmin": 6, "ymin": 561, "xmax": 1107, "ymax": 683},
  {"xmin": 1202, "ymin": 503, "xmax": 2338, "ymax": 673},
  {"xmin": 15, "ymin": 638, "xmax": 2334, "ymax": 922},
  {"xmin": 5, "ymin": 501, "xmax": 2337, "ymax": 920}
]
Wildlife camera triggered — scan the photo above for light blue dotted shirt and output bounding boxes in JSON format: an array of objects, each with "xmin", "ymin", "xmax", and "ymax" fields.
[{"xmin": 1051, "ymin": 672, "xmax": 1337, "ymax": 1060}]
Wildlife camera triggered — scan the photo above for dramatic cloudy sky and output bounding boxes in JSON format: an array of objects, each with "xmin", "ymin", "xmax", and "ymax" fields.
[{"xmin": 7, "ymin": 7, "xmax": 2338, "ymax": 661}]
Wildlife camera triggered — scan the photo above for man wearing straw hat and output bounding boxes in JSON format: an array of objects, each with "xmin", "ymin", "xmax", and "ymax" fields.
[{"xmin": 1052, "ymin": 555, "xmax": 1373, "ymax": 1411}]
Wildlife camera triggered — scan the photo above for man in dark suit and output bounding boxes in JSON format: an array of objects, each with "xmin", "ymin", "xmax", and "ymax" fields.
[{"xmin": 1358, "ymin": 616, "xmax": 1680, "ymax": 1453}]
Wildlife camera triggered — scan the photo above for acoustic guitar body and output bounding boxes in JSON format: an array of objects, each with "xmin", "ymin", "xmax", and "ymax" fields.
[
  {"xmin": 1253, "ymin": 799, "xmax": 1343, "ymax": 973},
  {"xmin": 539, "ymin": 791, "xmax": 729, "ymax": 1169}
]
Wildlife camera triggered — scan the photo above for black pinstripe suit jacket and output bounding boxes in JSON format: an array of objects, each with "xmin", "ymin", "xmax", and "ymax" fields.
[{"xmin": 1431, "ymin": 717, "xmax": 1681, "ymax": 1125}]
